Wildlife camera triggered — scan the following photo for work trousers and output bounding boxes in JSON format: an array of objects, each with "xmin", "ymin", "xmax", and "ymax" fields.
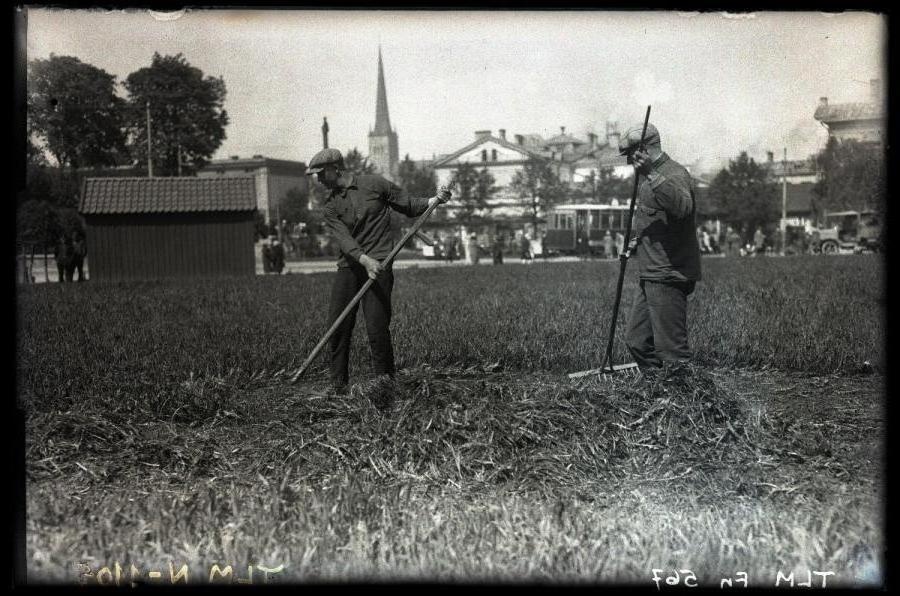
[
  {"xmin": 625, "ymin": 279, "xmax": 695, "ymax": 370},
  {"xmin": 328, "ymin": 264, "xmax": 395, "ymax": 387}
]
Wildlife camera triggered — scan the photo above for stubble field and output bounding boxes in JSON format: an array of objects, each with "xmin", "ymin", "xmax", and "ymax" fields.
[{"xmin": 17, "ymin": 255, "xmax": 884, "ymax": 586}]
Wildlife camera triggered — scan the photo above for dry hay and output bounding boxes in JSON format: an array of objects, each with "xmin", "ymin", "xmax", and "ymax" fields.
[{"xmin": 26, "ymin": 363, "xmax": 869, "ymax": 499}]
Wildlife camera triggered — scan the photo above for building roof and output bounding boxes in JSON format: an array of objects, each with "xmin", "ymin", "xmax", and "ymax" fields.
[
  {"xmin": 432, "ymin": 134, "xmax": 545, "ymax": 167},
  {"xmin": 203, "ymin": 156, "xmax": 306, "ymax": 171},
  {"xmin": 814, "ymin": 102, "xmax": 884, "ymax": 124},
  {"xmin": 545, "ymin": 133, "xmax": 585, "ymax": 147},
  {"xmin": 80, "ymin": 177, "xmax": 257, "ymax": 215}
]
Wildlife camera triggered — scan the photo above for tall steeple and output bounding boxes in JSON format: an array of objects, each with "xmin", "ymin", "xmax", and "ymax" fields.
[
  {"xmin": 368, "ymin": 46, "xmax": 399, "ymax": 181},
  {"xmin": 373, "ymin": 47, "xmax": 392, "ymax": 136}
]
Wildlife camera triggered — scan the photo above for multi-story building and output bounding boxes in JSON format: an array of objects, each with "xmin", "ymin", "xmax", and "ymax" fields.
[
  {"xmin": 197, "ymin": 155, "xmax": 308, "ymax": 225},
  {"xmin": 814, "ymin": 79, "xmax": 885, "ymax": 145},
  {"xmin": 431, "ymin": 123, "xmax": 633, "ymax": 221}
]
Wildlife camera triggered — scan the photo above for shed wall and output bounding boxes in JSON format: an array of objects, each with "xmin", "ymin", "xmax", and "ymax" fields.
[{"xmin": 85, "ymin": 212, "xmax": 255, "ymax": 281}]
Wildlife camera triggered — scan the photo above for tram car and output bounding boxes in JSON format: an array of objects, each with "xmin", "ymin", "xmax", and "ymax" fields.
[{"xmin": 544, "ymin": 202, "xmax": 631, "ymax": 256}]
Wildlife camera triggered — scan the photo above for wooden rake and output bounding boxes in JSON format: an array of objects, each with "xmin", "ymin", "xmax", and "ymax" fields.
[
  {"xmin": 290, "ymin": 194, "xmax": 444, "ymax": 384},
  {"xmin": 568, "ymin": 105, "xmax": 651, "ymax": 381}
]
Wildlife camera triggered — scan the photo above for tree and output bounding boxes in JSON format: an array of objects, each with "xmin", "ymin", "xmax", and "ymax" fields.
[
  {"xmin": 449, "ymin": 163, "xmax": 497, "ymax": 225},
  {"xmin": 124, "ymin": 53, "xmax": 228, "ymax": 176},
  {"xmin": 279, "ymin": 187, "xmax": 311, "ymax": 226},
  {"xmin": 27, "ymin": 55, "xmax": 128, "ymax": 169},
  {"xmin": 708, "ymin": 152, "xmax": 779, "ymax": 242},
  {"xmin": 509, "ymin": 158, "xmax": 569, "ymax": 231},
  {"xmin": 812, "ymin": 138, "xmax": 885, "ymax": 220},
  {"xmin": 343, "ymin": 148, "xmax": 376, "ymax": 176},
  {"xmin": 595, "ymin": 167, "xmax": 634, "ymax": 204},
  {"xmin": 397, "ymin": 154, "xmax": 438, "ymax": 198}
]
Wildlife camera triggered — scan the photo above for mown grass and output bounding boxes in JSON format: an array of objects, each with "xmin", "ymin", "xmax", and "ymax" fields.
[{"xmin": 17, "ymin": 255, "xmax": 884, "ymax": 585}]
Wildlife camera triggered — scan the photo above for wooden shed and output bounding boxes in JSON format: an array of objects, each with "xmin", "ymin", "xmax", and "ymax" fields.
[{"xmin": 79, "ymin": 177, "xmax": 257, "ymax": 281}]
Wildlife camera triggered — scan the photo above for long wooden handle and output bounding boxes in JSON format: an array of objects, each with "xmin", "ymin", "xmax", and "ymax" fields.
[
  {"xmin": 600, "ymin": 105, "xmax": 651, "ymax": 372},
  {"xmin": 290, "ymin": 199, "xmax": 441, "ymax": 384}
]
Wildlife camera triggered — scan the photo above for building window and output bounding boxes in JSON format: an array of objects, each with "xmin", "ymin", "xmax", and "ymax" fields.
[
  {"xmin": 491, "ymin": 149, "xmax": 497, "ymax": 161},
  {"xmin": 481, "ymin": 149, "xmax": 488, "ymax": 162},
  {"xmin": 591, "ymin": 212, "xmax": 600, "ymax": 229}
]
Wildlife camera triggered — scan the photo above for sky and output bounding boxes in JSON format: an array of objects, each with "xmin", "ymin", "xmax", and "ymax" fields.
[{"xmin": 23, "ymin": 8, "xmax": 886, "ymax": 174}]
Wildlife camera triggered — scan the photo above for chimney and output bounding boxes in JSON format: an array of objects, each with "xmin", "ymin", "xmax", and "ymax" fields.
[
  {"xmin": 499, "ymin": 128, "xmax": 506, "ymax": 141},
  {"xmin": 767, "ymin": 151, "xmax": 774, "ymax": 163},
  {"xmin": 819, "ymin": 97, "xmax": 828, "ymax": 108},
  {"xmin": 475, "ymin": 130, "xmax": 492, "ymax": 140},
  {"xmin": 560, "ymin": 126, "xmax": 566, "ymax": 135},
  {"xmin": 514, "ymin": 134, "xmax": 524, "ymax": 146}
]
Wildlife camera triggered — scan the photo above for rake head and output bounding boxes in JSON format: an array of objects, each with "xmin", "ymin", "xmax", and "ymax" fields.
[{"xmin": 567, "ymin": 361, "xmax": 640, "ymax": 380}]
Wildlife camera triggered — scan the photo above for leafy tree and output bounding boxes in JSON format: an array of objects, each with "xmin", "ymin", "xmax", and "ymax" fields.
[
  {"xmin": 17, "ymin": 200, "xmax": 60, "ymax": 247},
  {"xmin": 708, "ymin": 152, "xmax": 779, "ymax": 242},
  {"xmin": 27, "ymin": 54, "xmax": 128, "ymax": 169},
  {"xmin": 596, "ymin": 168, "xmax": 634, "ymax": 204},
  {"xmin": 343, "ymin": 148, "xmax": 376, "ymax": 176},
  {"xmin": 278, "ymin": 187, "xmax": 311, "ymax": 225},
  {"xmin": 397, "ymin": 154, "xmax": 438, "ymax": 198},
  {"xmin": 510, "ymin": 158, "xmax": 569, "ymax": 231},
  {"xmin": 449, "ymin": 163, "xmax": 497, "ymax": 225},
  {"xmin": 812, "ymin": 137, "xmax": 885, "ymax": 220},
  {"xmin": 124, "ymin": 53, "xmax": 228, "ymax": 176}
]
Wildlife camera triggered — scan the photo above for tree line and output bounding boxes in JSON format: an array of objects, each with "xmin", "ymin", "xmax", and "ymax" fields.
[{"xmin": 22, "ymin": 52, "xmax": 230, "ymax": 249}]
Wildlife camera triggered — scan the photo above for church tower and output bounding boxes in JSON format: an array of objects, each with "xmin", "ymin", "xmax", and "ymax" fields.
[{"xmin": 368, "ymin": 47, "xmax": 399, "ymax": 181}]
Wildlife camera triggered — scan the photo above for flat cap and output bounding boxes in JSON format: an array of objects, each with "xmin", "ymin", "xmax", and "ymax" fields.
[
  {"xmin": 306, "ymin": 148, "xmax": 345, "ymax": 175},
  {"xmin": 618, "ymin": 123, "xmax": 661, "ymax": 155}
]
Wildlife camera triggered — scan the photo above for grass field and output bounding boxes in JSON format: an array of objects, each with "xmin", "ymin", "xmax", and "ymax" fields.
[{"xmin": 17, "ymin": 255, "xmax": 885, "ymax": 586}]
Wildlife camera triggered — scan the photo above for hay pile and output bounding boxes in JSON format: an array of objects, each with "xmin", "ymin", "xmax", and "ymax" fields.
[
  {"xmin": 280, "ymin": 363, "xmax": 778, "ymax": 493},
  {"xmin": 27, "ymin": 363, "xmax": 853, "ymax": 497}
]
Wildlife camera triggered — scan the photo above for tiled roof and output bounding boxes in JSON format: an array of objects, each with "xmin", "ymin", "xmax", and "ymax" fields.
[
  {"xmin": 814, "ymin": 102, "xmax": 883, "ymax": 123},
  {"xmin": 80, "ymin": 177, "xmax": 257, "ymax": 215}
]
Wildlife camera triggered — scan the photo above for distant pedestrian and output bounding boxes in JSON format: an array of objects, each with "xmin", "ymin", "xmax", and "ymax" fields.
[
  {"xmin": 262, "ymin": 240, "xmax": 272, "ymax": 273},
  {"xmin": 53, "ymin": 235, "xmax": 72, "ymax": 283},
  {"xmin": 615, "ymin": 231, "xmax": 625, "ymax": 258},
  {"xmin": 68, "ymin": 231, "xmax": 87, "ymax": 282},
  {"xmin": 753, "ymin": 228, "xmax": 765, "ymax": 256},
  {"xmin": 699, "ymin": 227, "xmax": 712, "ymax": 254},
  {"xmin": 725, "ymin": 226, "xmax": 740, "ymax": 257},
  {"xmin": 492, "ymin": 234, "xmax": 504, "ymax": 265},
  {"xmin": 520, "ymin": 234, "xmax": 532, "ymax": 261},
  {"xmin": 443, "ymin": 235, "xmax": 457, "ymax": 263},
  {"xmin": 603, "ymin": 230, "xmax": 613, "ymax": 259},
  {"xmin": 271, "ymin": 239, "xmax": 285, "ymax": 274}
]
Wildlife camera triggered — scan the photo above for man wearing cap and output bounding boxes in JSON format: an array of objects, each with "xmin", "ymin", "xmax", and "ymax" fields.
[
  {"xmin": 618, "ymin": 123, "xmax": 701, "ymax": 373},
  {"xmin": 307, "ymin": 148, "xmax": 451, "ymax": 394}
]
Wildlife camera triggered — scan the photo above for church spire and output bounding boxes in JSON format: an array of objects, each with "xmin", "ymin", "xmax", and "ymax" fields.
[{"xmin": 373, "ymin": 45, "xmax": 392, "ymax": 136}]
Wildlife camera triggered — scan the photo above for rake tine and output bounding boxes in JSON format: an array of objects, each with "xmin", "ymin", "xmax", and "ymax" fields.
[{"xmin": 568, "ymin": 361, "xmax": 640, "ymax": 380}]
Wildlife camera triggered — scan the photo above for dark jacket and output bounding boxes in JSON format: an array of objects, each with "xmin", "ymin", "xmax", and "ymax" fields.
[
  {"xmin": 632, "ymin": 153, "xmax": 702, "ymax": 283},
  {"xmin": 323, "ymin": 174, "xmax": 430, "ymax": 268}
]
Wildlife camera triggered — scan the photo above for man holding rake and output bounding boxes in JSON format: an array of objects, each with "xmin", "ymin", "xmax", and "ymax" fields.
[
  {"xmin": 619, "ymin": 124, "xmax": 702, "ymax": 374},
  {"xmin": 307, "ymin": 148, "xmax": 451, "ymax": 394}
]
